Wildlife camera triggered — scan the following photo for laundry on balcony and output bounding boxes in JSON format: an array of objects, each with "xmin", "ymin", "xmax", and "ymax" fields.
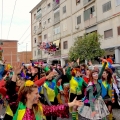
[{"xmin": 56, "ymin": 0, "xmax": 60, "ymax": 4}]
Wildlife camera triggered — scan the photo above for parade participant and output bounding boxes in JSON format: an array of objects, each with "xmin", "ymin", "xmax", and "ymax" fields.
[
  {"xmin": 12, "ymin": 80, "xmax": 83, "ymax": 120},
  {"xmin": 61, "ymin": 66, "xmax": 70, "ymax": 103},
  {"xmin": 83, "ymin": 69, "xmax": 91, "ymax": 84},
  {"xmin": 78, "ymin": 70, "xmax": 109, "ymax": 120},
  {"xmin": 43, "ymin": 68, "xmax": 62, "ymax": 120},
  {"xmin": 98, "ymin": 68, "xmax": 115, "ymax": 120},
  {"xmin": 3, "ymin": 63, "xmax": 56, "ymax": 120},
  {"xmin": 69, "ymin": 68, "xmax": 87, "ymax": 120}
]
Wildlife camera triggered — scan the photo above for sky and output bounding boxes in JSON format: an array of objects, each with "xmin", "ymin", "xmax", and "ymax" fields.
[{"xmin": 0, "ymin": 0, "xmax": 41, "ymax": 52}]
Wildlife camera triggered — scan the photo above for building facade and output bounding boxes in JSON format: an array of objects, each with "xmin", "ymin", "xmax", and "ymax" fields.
[
  {"xmin": 17, "ymin": 51, "xmax": 32, "ymax": 63},
  {"xmin": 0, "ymin": 40, "xmax": 18, "ymax": 66},
  {"xmin": 30, "ymin": 0, "xmax": 120, "ymax": 66}
]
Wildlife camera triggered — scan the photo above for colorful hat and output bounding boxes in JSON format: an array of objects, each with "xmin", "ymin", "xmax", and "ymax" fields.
[{"xmin": 43, "ymin": 66, "xmax": 50, "ymax": 72}]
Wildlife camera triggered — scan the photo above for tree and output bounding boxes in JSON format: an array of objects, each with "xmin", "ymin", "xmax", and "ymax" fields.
[{"xmin": 68, "ymin": 32, "xmax": 105, "ymax": 61}]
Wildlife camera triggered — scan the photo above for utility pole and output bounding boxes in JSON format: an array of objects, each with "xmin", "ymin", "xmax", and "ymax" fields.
[
  {"xmin": 11, "ymin": 51, "xmax": 12, "ymax": 65},
  {"xmin": 26, "ymin": 43, "xmax": 27, "ymax": 63}
]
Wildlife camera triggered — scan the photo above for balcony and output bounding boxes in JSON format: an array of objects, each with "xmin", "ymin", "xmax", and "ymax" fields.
[
  {"xmin": 36, "ymin": 28, "xmax": 42, "ymax": 35},
  {"xmin": 53, "ymin": 1, "xmax": 60, "ymax": 10},
  {"xmin": 36, "ymin": 13, "xmax": 42, "ymax": 20},
  {"xmin": 83, "ymin": 0, "xmax": 95, "ymax": 6},
  {"xmin": 49, "ymin": 50, "xmax": 61, "ymax": 57},
  {"xmin": 54, "ymin": 50, "xmax": 61, "ymax": 56},
  {"xmin": 84, "ymin": 16, "xmax": 97, "ymax": 28},
  {"xmin": 53, "ymin": 33, "xmax": 60, "ymax": 41},
  {"xmin": 54, "ymin": 17, "xmax": 60, "ymax": 24}
]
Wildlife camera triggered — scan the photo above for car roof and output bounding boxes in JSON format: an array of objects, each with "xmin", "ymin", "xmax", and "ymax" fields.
[{"xmin": 93, "ymin": 64, "xmax": 120, "ymax": 67}]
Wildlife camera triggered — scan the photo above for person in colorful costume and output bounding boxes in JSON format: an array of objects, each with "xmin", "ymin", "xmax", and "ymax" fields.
[
  {"xmin": 78, "ymin": 59, "xmax": 109, "ymax": 120},
  {"xmin": 99, "ymin": 68, "xmax": 115, "ymax": 120},
  {"xmin": 2, "ymin": 63, "xmax": 56, "ymax": 120},
  {"xmin": 43, "ymin": 68, "xmax": 62, "ymax": 120},
  {"xmin": 78, "ymin": 69, "xmax": 109, "ymax": 120},
  {"xmin": 69, "ymin": 68, "xmax": 87, "ymax": 120},
  {"xmin": 12, "ymin": 79, "xmax": 83, "ymax": 120}
]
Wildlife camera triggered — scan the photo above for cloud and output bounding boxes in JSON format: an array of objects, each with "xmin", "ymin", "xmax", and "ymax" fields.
[{"xmin": 0, "ymin": 0, "xmax": 41, "ymax": 52}]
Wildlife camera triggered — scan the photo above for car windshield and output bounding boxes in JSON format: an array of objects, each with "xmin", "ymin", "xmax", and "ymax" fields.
[{"xmin": 115, "ymin": 66, "xmax": 120, "ymax": 78}]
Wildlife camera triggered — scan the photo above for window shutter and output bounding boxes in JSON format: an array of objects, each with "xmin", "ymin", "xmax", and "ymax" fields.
[
  {"xmin": 63, "ymin": 6, "xmax": 66, "ymax": 13},
  {"xmin": 103, "ymin": 1, "xmax": 111, "ymax": 13},
  {"xmin": 104, "ymin": 29, "xmax": 113, "ymax": 39},
  {"xmin": 84, "ymin": 9, "xmax": 90, "ymax": 21},
  {"xmin": 77, "ymin": 16, "xmax": 81, "ymax": 24},
  {"xmin": 118, "ymin": 26, "xmax": 120, "ymax": 35}
]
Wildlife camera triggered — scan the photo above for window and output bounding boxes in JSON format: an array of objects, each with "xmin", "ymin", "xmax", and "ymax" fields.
[
  {"xmin": 116, "ymin": 0, "xmax": 120, "ymax": 6},
  {"xmin": 63, "ymin": 41, "xmax": 68, "ymax": 49},
  {"xmin": 76, "ymin": 0, "xmax": 80, "ymax": 5},
  {"xmin": 54, "ymin": 26, "xmax": 60, "ymax": 35},
  {"xmin": 77, "ymin": 15, "xmax": 81, "ymax": 25},
  {"xmin": 103, "ymin": 1, "xmax": 111, "ymax": 13},
  {"xmin": 104, "ymin": 29, "xmax": 113, "ymax": 39},
  {"xmin": 54, "ymin": 11, "xmax": 60, "ymax": 23},
  {"xmin": 34, "ymin": 38, "xmax": 36, "ymax": 43},
  {"xmin": 44, "ymin": 34, "xmax": 47, "ymax": 39},
  {"xmin": 34, "ymin": 14, "xmax": 36, "ymax": 19},
  {"xmin": 38, "ymin": 49, "xmax": 41, "ymax": 55},
  {"xmin": 48, "ymin": 18, "xmax": 51, "ymax": 23},
  {"xmin": 34, "ymin": 26, "xmax": 36, "ymax": 30},
  {"xmin": 63, "ymin": 6, "xmax": 66, "ymax": 13},
  {"xmin": 84, "ymin": 6, "xmax": 95, "ymax": 21},
  {"xmin": 48, "ymin": 3, "xmax": 51, "ymax": 8},
  {"xmin": 34, "ymin": 50, "xmax": 36, "ymax": 56},
  {"xmin": 118, "ymin": 26, "xmax": 120, "ymax": 35}
]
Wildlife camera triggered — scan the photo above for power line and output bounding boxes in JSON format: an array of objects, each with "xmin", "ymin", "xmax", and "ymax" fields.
[
  {"xmin": 19, "ymin": 25, "xmax": 30, "ymax": 41},
  {"xmin": 19, "ymin": 33, "xmax": 31, "ymax": 44},
  {"xmin": 7, "ymin": 0, "xmax": 18, "ymax": 39},
  {"xmin": 1, "ymin": 0, "xmax": 3, "ymax": 39}
]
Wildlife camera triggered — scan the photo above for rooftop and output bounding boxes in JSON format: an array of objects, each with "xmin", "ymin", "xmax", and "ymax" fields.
[
  {"xmin": 0, "ymin": 39, "xmax": 18, "ymax": 42},
  {"xmin": 29, "ymin": 0, "xmax": 45, "ymax": 13}
]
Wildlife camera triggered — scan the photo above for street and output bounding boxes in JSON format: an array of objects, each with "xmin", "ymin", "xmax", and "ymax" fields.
[{"xmin": 1, "ymin": 107, "xmax": 120, "ymax": 120}]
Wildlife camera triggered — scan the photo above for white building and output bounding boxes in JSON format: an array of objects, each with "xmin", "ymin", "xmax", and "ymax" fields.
[{"xmin": 30, "ymin": 0, "xmax": 120, "ymax": 66}]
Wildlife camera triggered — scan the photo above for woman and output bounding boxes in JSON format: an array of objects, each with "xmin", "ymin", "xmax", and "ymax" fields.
[
  {"xmin": 3, "ymin": 64, "xmax": 56, "ymax": 120},
  {"xmin": 83, "ymin": 69, "xmax": 91, "ymax": 84},
  {"xmin": 43, "ymin": 68, "xmax": 62, "ymax": 120},
  {"xmin": 99, "ymin": 68, "xmax": 115, "ymax": 120},
  {"xmin": 69, "ymin": 68, "xmax": 87, "ymax": 120},
  {"xmin": 78, "ymin": 70, "xmax": 109, "ymax": 120},
  {"xmin": 12, "ymin": 80, "xmax": 83, "ymax": 120}
]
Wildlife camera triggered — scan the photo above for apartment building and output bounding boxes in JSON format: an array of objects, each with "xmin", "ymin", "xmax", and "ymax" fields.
[{"xmin": 30, "ymin": 0, "xmax": 120, "ymax": 66}]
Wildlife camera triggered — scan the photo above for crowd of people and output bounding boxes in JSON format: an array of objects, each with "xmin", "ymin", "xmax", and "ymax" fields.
[{"xmin": 0, "ymin": 56, "xmax": 119, "ymax": 120}]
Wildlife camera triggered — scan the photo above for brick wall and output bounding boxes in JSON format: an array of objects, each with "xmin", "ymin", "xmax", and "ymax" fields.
[
  {"xmin": 0, "ymin": 40, "xmax": 17, "ymax": 66},
  {"xmin": 18, "ymin": 51, "xmax": 32, "ymax": 63}
]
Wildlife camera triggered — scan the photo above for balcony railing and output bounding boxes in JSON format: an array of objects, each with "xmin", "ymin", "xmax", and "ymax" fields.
[
  {"xmin": 53, "ymin": 33, "xmax": 60, "ymax": 41},
  {"xmin": 36, "ymin": 13, "xmax": 42, "ymax": 20},
  {"xmin": 54, "ymin": 50, "xmax": 61, "ymax": 56},
  {"xmin": 84, "ymin": 16, "xmax": 97, "ymax": 28},
  {"xmin": 36, "ymin": 28, "xmax": 42, "ymax": 35},
  {"xmin": 53, "ymin": 1, "xmax": 60, "ymax": 10},
  {"xmin": 54, "ymin": 17, "xmax": 60, "ymax": 24}
]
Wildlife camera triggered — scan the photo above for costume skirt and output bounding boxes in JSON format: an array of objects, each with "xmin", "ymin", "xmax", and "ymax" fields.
[{"xmin": 78, "ymin": 96, "xmax": 109, "ymax": 120}]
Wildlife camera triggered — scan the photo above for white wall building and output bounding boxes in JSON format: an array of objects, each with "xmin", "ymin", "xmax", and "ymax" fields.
[{"xmin": 30, "ymin": 0, "xmax": 120, "ymax": 66}]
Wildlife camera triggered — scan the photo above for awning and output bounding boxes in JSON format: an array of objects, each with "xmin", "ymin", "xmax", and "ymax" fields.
[
  {"xmin": 86, "ymin": 25, "xmax": 97, "ymax": 33},
  {"xmin": 53, "ymin": 40, "xmax": 60, "ymax": 47}
]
